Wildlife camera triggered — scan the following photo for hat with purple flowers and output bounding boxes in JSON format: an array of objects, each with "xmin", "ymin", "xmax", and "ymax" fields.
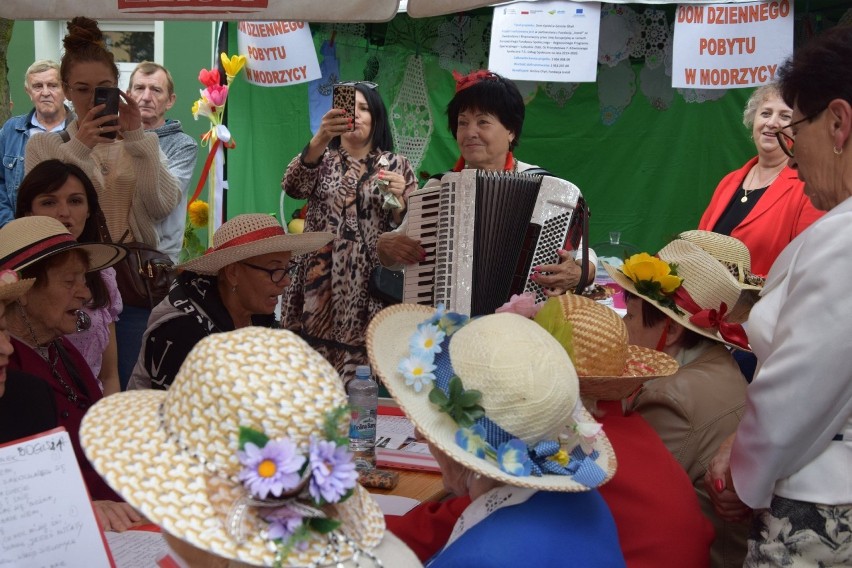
[{"xmin": 79, "ymin": 327, "xmax": 388, "ymax": 567}]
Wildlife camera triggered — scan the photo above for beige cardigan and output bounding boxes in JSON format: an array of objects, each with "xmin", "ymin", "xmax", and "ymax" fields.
[{"xmin": 25, "ymin": 122, "xmax": 180, "ymax": 248}]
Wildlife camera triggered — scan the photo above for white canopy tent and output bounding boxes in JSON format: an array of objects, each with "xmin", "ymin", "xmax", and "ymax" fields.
[{"xmin": 2, "ymin": 0, "xmax": 762, "ymax": 22}]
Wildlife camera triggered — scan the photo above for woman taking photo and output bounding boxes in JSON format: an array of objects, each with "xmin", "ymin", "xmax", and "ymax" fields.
[
  {"xmin": 378, "ymin": 70, "xmax": 596, "ymax": 295},
  {"xmin": 127, "ymin": 214, "xmax": 332, "ymax": 390},
  {"xmin": 699, "ymin": 84, "xmax": 823, "ymax": 277},
  {"xmin": 280, "ymin": 81, "xmax": 416, "ymax": 384},
  {"xmin": 16, "ymin": 159, "xmax": 122, "ymax": 396},
  {"xmin": 24, "ymin": 16, "xmax": 180, "ymax": 388}
]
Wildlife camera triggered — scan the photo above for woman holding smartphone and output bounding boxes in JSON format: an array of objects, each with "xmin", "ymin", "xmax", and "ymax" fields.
[
  {"xmin": 24, "ymin": 17, "xmax": 180, "ymax": 390},
  {"xmin": 280, "ymin": 81, "xmax": 416, "ymax": 386}
]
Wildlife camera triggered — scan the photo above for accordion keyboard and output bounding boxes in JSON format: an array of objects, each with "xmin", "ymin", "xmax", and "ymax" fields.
[{"xmin": 401, "ymin": 184, "xmax": 442, "ymax": 306}]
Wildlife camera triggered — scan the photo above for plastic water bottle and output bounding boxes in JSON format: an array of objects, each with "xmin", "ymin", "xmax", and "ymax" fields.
[{"xmin": 348, "ymin": 365, "xmax": 378, "ymax": 472}]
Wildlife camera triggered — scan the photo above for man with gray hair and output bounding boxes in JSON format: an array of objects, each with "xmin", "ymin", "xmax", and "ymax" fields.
[
  {"xmin": 128, "ymin": 61, "xmax": 198, "ymax": 263},
  {"xmin": 0, "ymin": 60, "xmax": 72, "ymax": 226}
]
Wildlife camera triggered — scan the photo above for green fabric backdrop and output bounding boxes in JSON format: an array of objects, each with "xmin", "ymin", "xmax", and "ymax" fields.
[{"xmin": 225, "ymin": 11, "xmax": 755, "ymax": 254}]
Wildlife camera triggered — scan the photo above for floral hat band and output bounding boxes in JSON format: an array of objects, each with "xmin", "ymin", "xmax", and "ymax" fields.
[
  {"xmin": 396, "ymin": 306, "xmax": 608, "ymax": 488},
  {"xmin": 452, "ymin": 69, "xmax": 500, "ymax": 92},
  {"xmin": 605, "ymin": 241, "xmax": 755, "ymax": 351}
]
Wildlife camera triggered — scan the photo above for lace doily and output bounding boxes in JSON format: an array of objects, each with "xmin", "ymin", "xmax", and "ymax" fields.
[
  {"xmin": 640, "ymin": 62, "xmax": 674, "ymax": 111},
  {"xmin": 543, "ymin": 81, "xmax": 580, "ymax": 108},
  {"xmin": 433, "ymin": 15, "xmax": 490, "ymax": 74},
  {"xmin": 598, "ymin": 4, "xmax": 641, "ymax": 67},
  {"xmin": 634, "ymin": 9, "xmax": 669, "ymax": 69},
  {"xmin": 389, "ymin": 55, "xmax": 433, "ymax": 173},
  {"xmin": 597, "ymin": 60, "xmax": 636, "ymax": 125}
]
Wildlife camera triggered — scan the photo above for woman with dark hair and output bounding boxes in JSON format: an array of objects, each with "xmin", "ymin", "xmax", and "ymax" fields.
[
  {"xmin": 377, "ymin": 70, "xmax": 596, "ymax": 294},
  {"xmin": 280, "ymin": 81, "xmax": 416, "ymax": 384},
  {"xmin": 16, "ymin": 159, "xmax": 122, "ymax": 395}
]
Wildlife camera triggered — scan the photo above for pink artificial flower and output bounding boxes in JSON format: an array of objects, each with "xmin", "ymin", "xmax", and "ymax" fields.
[
  {"xmin": 198, "ymin": 68, "xmax": 221, "ymax": 88},
  {"xmin": 495, "ymin": 292, "xmax": 542, "ymax": 319},
  {"xmin": 203, "ymin": 84, "xmax": 229, "ymax": 107}
]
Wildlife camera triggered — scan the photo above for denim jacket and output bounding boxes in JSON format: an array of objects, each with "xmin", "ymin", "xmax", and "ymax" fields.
[{"xmin": 0, "ymin": 107, "xmax": 71, "ymax": 226}]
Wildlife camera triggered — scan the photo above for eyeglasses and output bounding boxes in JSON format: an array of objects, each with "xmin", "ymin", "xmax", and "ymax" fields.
[
  {"xmin": 336, "ymin": 81, "xmax": 379, "ymax": 90},
  {"xmin": 240, "ymin": 261, "xmax": 298, "ymax": 284},
  {"xmin": 775, "ymin": 108, "xmax": 825, "ymax": 158}
]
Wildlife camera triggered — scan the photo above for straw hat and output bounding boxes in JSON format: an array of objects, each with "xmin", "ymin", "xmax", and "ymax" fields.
[
  {"xmin": 179, "ymin": 214, "xmax": 333, "ymax": 275},
  {"xmin": 604, "ymin": 239, "xmax": 753, "ymax": 350},
  {"xmin": 80, "ymin": 327, "xmax": 384, "ymax": 567},
  {"xmin": 0, "ymin": 269, "xmax": 33, "ymax": 303},
  {"xmin": 368, "ymin": 304, "xmax": 616, "ymax": 492},
  {"xmin": 544, "ymin": 294, "xmax": 678, "ymax": 400},
  {"xmin": 0, "ymin": 216, "xmax": 126, "ymax": 273},
  {"xmin": 678, "ymin": 230, "xmax": 764, "ymax": 287}
]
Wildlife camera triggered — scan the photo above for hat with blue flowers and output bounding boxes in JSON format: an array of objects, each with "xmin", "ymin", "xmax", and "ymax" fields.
[{"xmin": 367, "ymin": 304, "xmax": 616, "ymax": 492}]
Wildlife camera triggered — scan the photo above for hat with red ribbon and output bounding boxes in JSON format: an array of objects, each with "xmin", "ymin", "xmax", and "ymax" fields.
[
  {"xmin": 178, "ymin": 214, "xmax": 333, "ymax": 275},
  {"xmin": 604, "ymin": 239, "xmax": 756, "ymax": 351}
]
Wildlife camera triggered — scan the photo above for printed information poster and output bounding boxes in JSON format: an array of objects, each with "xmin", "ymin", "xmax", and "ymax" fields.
[
  {"xmin": 672, "ymin": 0, "xmax": 794, "ymax": 89},
  {"xmin": 237, "ymin": 21, "xmax": 321, "ymax": 87},
  {"xmin": 0, "ymin": 428, "xmax": 113, "ymax": 567},
  {"xmin": 489, "ymin": 1, "xmax": 602, "ymax": 83}
]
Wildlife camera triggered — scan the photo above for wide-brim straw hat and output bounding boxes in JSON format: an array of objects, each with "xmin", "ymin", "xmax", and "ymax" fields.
[
  {"xmin": 0, "ymin": 270, "xmax": 34, "ymax": 303},
  {"xmin": 678, "ymin": 230, "xmax": 764, "ymax": 288},
  {"xmin": 368, "ymin": 304, "xmax": 616, "ymax": 492},
  {"xmin": 80, "ymin": 327, "xmax": 384, "ymax": 567},
  {"xmin": 549, "ymin": 294, "xmax": 678, "ymax": 400},
  {"xmin": 0, "ymin": 216, "xmax": 126, "ymax": 273},
  {"xmin": 604, "ymin": 239, "xmax": 753, "ymax": 350},
  {"xmin": 179, "ymin": 213, "xmax": 333, "ymax": 275}
]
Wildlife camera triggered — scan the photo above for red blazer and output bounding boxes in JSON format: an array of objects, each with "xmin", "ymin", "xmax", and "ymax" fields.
[{"xmin": 699, "ymin": 157, "xmax": 824, "ymax": 276}]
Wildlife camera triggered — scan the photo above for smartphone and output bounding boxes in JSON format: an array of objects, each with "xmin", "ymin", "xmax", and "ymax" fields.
[
  {"xmin": 93, "ymin": 86, "xmax": 120, "ymax": 139},
  {"xmin": 332, "ymin": 83, "xmax": 356, "ymax": 131}
]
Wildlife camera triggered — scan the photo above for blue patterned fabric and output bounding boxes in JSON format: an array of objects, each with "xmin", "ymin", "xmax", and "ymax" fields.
[{"xmin": 308, "ymin": 41, "xmax": 339, "ymax": 135}]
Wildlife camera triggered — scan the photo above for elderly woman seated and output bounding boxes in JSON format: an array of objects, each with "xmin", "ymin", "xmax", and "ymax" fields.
[
  {"xmin": 0, "ymin": 216, "xmax": 140, "ymax": 529},
  {"xmin": 127, "ymin": 213, "xmax": 331, "ymax": 390},
  {"xmin": 368, "ymin": 304, "xmax": 625, "ymax": 566},
  {"xmin": 81, "ymin": 327, "xmax": 421, "ymax": 567}
]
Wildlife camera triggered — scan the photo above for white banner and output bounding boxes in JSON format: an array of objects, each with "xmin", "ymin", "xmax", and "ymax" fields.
[
  {"xmin": 237, "ymin": 21, "xmax": 321, "ymax": 87},
  {"xmin": 672, "ymin": 0, "xmax": 794, "ymax": 89},
  {"xmin": 488, "ymin": 1, "xmax": 602, "ymax": 83}
]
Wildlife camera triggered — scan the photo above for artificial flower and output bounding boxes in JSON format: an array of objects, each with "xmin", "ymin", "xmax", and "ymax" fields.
[
  {"xmin": 237, "ymin": 439, "xmax": 306, "ymax": 499},
  {"xmin": 455, "ymin": 424, "xmax": 491, "ymax": 459},
  {"xmin": 188, "ymin": 200, "xmax": 209, "ymax": 229},
  {"xmin": 429, "ymin": 375, "xmax": 485, "ymax": 428},
  {"xmin": 221, "ymin": 52, "xmax": 247, "ymax": 81},
  {"xmin": 497, "ymin": 439, "xmax": 532, "ymax": 476},
  {"xmin": 398, "ymin": 354, "xmax": 437, "ymax": 393},
  {"xmin": 548, "ymin": 449, "xmax": 570, "ymax": 467},
  {"xmin": 533, "ymin": 297, "xmax": 576, "ymax": 363},
  {"xmin": 408, "ymin": 324, "xmax": 445, "ymax": 358},
  {"xmin": 418, "ymin": 304, "xmax": 446, "ymax": 330},
  {"xmin": 308, "ymin": 438, "xmax": 358, "ymax": 504},
  {"xmin": 198, "ymin": 67, "xmax": 221, "ymax": 88},
  {"xmin": 436, "ymin": 311, "xmax": 469, "ymax": 335},
  {"xmin": 264, "ymin": 506, "xmax": 304, "ymax": 541},
  {"xmin": 192, "ymin": 97, "xmax": 215, "ymax": 121},
  {"xmin": 202, "ymin": 83, "xmax": 229, "ymax": 107},
  {"xmin": 496, "ymin": 292, "xmax": 542, "ymax": 318},
  {"xmin": 0, "ymin": 269, "xmax": 20, "ymax": 284},
  {"xmin": 621, "ymin": 252, "xmax": 682, "ymax": 294}
]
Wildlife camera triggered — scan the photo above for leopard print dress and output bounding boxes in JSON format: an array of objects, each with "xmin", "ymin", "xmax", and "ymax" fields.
[{"xmin": 281, "ymin": 146, "xmax": 416, "ymax": 384}]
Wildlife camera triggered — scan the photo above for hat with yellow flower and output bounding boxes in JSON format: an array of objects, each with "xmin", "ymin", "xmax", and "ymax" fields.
[
  {"xmin": 0, "ymin": 269, "xmax": 33, "ymax": 303},
  {"xmin": 368, "ymin": 304, "xmax": 617, "ymax": 492},
  {"xmin": 604, "ymin": 239, "xmax": 755, "ymax": 350},
  {"xmin": 80, "ymin": 327, "xmax": 397, "ymax": 567}
]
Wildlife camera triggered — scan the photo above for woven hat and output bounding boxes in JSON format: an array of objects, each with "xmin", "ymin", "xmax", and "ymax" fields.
[
  {"xmin": 0, "ymin": 270, "xmax": 33, "ymax": 303},
  {"xmin": 544, "ymin": 294, "xmax": 678, "ymax": 400},
  {"xmin": 80, "ymin": 327, "xmax": 384, "ymax": 567},
  {"xmin": 179, "ymin": 214, "xmax": 333, "ymax": 275},
  {"xmin": 368, "ymin": 304, "xmax": 616, "ymax": 492},
  {"xmin": 0, "ymin": 216, "xmax": 126, "ymax": 273},
  {"xmin": 678, "ymin": 230, "xmax": 764, "ymax": 288},
  {"xmin": 604, "ymin": 239, "xmax": 753, "ymax": 351}
]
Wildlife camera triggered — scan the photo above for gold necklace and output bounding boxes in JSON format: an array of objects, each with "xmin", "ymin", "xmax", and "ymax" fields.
[{"xmin": 741, "ymin": 165, "xmax": 783, "ymax": 203}]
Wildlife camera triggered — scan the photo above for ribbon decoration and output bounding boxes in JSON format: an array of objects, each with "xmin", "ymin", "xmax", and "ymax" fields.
[
  {"xmin": 673, "ymin": 287, "xmax": 750, "ymax": 350},
  {"xmin": 452, "ymin": 69, "xmax": 500, "ymax": 93}
]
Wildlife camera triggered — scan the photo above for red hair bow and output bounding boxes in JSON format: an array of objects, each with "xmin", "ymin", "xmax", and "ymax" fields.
[{"xmin": 452, "ymin": 69, "xmax": 499, "ymax": 93}]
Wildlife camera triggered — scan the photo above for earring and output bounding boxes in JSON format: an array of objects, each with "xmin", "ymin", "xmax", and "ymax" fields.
[
  {"xmin": 835, "ymin": 146, "xmax": 844, "ymax": 156},
  {"xmin": 76, "ymin": 309, "xmax": 92, "ymax": 332},
  {"xmin": 232, "ymin": 285, "xmax": 238, "ymax": 293}
]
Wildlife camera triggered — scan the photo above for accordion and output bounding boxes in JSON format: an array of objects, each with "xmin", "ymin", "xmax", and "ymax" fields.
[{"xmin": 402, "ymin": 169, "xmax": 587, "ymax": 316}]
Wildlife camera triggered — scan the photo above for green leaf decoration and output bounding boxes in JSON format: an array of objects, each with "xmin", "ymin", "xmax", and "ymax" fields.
[
  {"xmin": 431, "ymin": 376, "xmax": 485, "ymax": 429},
  {"xmin": 238, "ymin": 426, "xmax": 269, "ymax": 450},
  {"xmin": 429, "ymin": 385, "xmax": 450, "ymax": 409},
  {"xmin": 322, "ymin": 405, "xmax": 351, "ymax": 446},
  {"xmin": 308, "ymin": 517, "xmax": 342, "ymax": 534},
  {"xmin": 534, "ymin": 298, "xmax": 576, "ymax": 363}
]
